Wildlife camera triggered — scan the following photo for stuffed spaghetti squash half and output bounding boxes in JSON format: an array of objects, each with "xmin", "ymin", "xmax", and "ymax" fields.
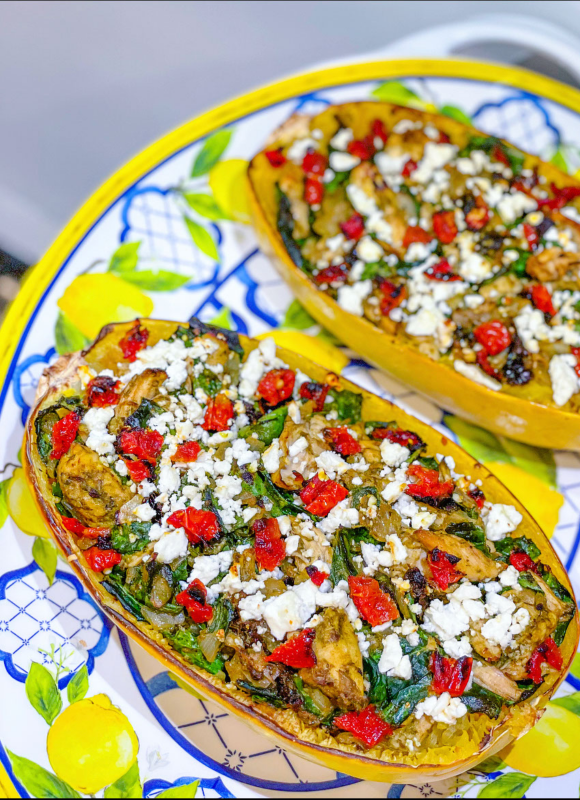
[
  {"xmin": 248, "ymin": 101, "xmax": 580, "ymax": 451},
  {"xmin": 24, "ymin": 318, "xmax": 578, "ymax": 782}
]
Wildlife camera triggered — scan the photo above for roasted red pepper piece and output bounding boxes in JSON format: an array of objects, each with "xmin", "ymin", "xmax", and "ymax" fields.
[
  {"xmin": 531, "ymin": 284, "xmax": 556, "ymax": 317},
  {"xmin": 257, "ymin": 368, "xmax": 296, "ymax": 406},
  {"xmin": 306, "ymin": 565, "xmax": 329, "ymax": 586},
  {"xmin": 476, "ymin": 349, "xmax": 501, "ymax": 380},
  {"xmin": 299, "ymin": 473, "xmax": 349, "ymax": 516},
  {"xmin": 167, "ymin": 508, "xmax": 220, "ymax": 544},
  {"xmin": 539, "ymin": 184, "xmax": 580, "ymax": 211},
  {"xmin": 175, "ymin": 579, "xmax": 213, "ymax": 623},
  {"xmin": 324, "ymin": 426, "xmax": 361, "ymax": 456},
  {"xmin": 202, "ymin": 393, "xmax": 234, "ymax": 431},
  {"xmin": 302, "ymin": 150, "xmax": 327, "ymax": 177},
  {"xmin": 428, "ymin": 548, "xmax": 464, "ymax": 590},
  {"xmin": 171, "ymin": 441, "xmax": 202, "ymax": 463},
  {"xmin": 313, "ymin": 263, "xmax": 348, "ymax": 285},
  {"xmin": 304, "ymin": 176, "xmax": 323, "ymax": 206},
  {"xmin": 572, "ymin": 346, "xmax": 580, "ymax": 378},
  {"xmin": 347, "ymin": 137, "xmax": 375, "ymax": 161},
  {"xmin": 118, "ymin": 428, "xmax": 164, "ymax": 463},
  {"xmin": 433, "ymin": 210, "xmax": 458, "ymax": 244},
  {"xmin": 299, "ymin": 381, "xmax": 330, "ymax": 412},
  {"xmin": 492, "ymin": 144, "xmax": 510, "ymax": 167},
  {"xmin": 123, "ymin": 459, "xmax": 151, "ymax": 483},
  {"xmin": 405, "ymin": 464, "xmax": 454, "ymax": 499},
  {"xmin": 379, "ymin": 280, "xmax": 406, "ymax": 316},
  {"xmin": 371, "ymin": 119, "xmax": 388, "ymax": 145},
  {"xmin": 119, "ymin": 321, "xmax": 149, "ymax": 362},
  {"xmin": 264, "ymin": 149, "xmax": 286, "ymax": 167},
  {"xmin": 465, "ymin": 201, "xmax": 490, "ymax": 231},
  {"xmin": 430, "ymin": 651, "xmax": 473, "ymax": 697},
  {"xmin": 335, "ymin": 705, "xmax": 393, "ymax": 749},
  {"xmin": 348, "ymin": 575, "xmax": 399, "ymax": 626},
  {"xmin": 340, "ymin": 213, "xmax": 365, "ymax": 241},
  {"xmin": 266, "ymin": 628, "xmax": 317, "ymax": 668},
  {"xmin": 468, "ymin": 487, "xmax": 486, "ymax": 509},
  {"xmin": 61, "ymin": 517, "xmax": 111, "ymax": 539},
  {"xmin": 370, "ymin": 426, "xmax": 422, "ymax": 450},
  {"xmin": 401, "ymin": 158, "xmax": 418, "ymax": 178},
  {"xmin": 425, "ymin": 259, "xmax": 461, "ymax": 282},
  {"xmin": 84, "ymin": 547, "xmax": 122, "ymax": 572},
  {"xmin": 526, "ymin": 637, "xmax": 563, "ymax": 683},
  {"xmin": 50, "ymin": 411, "xmax": 81, "ymax": 460},
  {"xmin": 253, "ymin": 517, "xmax": 286, "ymax": 571},
  {"xmin": 438, "ymin": 131, "xmax": 451, "ymax": 144},
  {"xmin": 403, "ymin": 225, "xmax": 432, "ymax": 248},
  {"xmin": 523, "ymin": 222, "xmax": 540, "ymax": 250},
  {"xmin": 86, "ymin": 375, "xmax": 121, "ymax": 408},
  {"xmin": 509, "ymin": 551, "xmax": 537, "ymax": 573},
  {"xmin": 473, "ymin": 320, "xmax": 512, "ymax": 356}
]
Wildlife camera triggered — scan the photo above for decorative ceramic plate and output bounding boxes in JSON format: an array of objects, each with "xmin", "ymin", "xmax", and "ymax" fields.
[{"xmin": 3, "ymin": 59, "xmax": 580, "ymax": 799}]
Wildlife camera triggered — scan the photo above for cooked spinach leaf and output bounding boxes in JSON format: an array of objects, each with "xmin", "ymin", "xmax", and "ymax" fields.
[
  {"xmin": 277, "ymin": 187, "xmax": 308, "ymax": 270},
  {"xmin": 536, "ymin": 564, "xmax": 573, "ymax": 604},
  {"xmin": 102, "ymin": 576, "xmax": 146, "ymax": 621},
  {"xmin": 326, "ymin": 389, "xmax": 363, "ymax": 423},
  {"xmin": 461, "ymin": 684, "xmax": 504, "ymax": 719},
  {"xmin": 165, "ymin": 628, "xmax": 225, "ymax": 674},
  {"xmin": 445, "ymin": 521, "xmax": 491, "ymax": 555},
  {"xmin": 237, "ymin": 681, "xmax": 285, "ymax": 707},
  {"xmin": 126, "ymin": 398, "xmax": 165, "ymax": 430},
  {"xmin": 239, "ymin": 405, "xmax": 288, "ymax": 446},
  {"xmin": 494, "ymin": 536, "xmax": 541, "ymax": 561},
  {"xmin": 187, "ymin": 316, "xmax": 244, "ymax": 356},
  {"xmin": 330, "ymin": 531, "xmax": 358, "ymax": 585},
  {"xmin": 351, "ymin": 486, "xmax": 381, "ymax": 509},
  {"xmin": 208, "ymin": 597, "xmax": 234, "ymax": 635},
  {"xmin": 110, "ymin": 521, "xmax": 152, "ymax": 554}
]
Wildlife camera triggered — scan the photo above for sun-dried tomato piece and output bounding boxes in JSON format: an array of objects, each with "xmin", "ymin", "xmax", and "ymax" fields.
[
  {"xmin": 425, "ymin": 259, "xmax": 461, "ymax": 282},
  {"xmin": 171, "ymin": 441, "xmax": 202, "ymax": 463},
  {"xmin": 84, "ymin": 547, "xmax": 122, "ymax": 572},
  {"xmin": 370, "ymin": 426, "xmax": 422, "ymax": 450},
  {"xmin": 468, "ymin": 487, "xmax": 486, "ymax": 509},
  {"xmin": 61, "ymin": 517, "xmax": 111, "ymax": 539},
  {"xmin": 202, "ymin": 393, "xmax": 234, "ymax": 431},
  {"xmin": 523, "ymin": 222, "xmax": 540, "ymax": 250},
  {"xmin": 572, "ymin": 347, "xmax": 580, "ymax": 379},
  {"xmin": 401, "ymin": 158, "xmax": 418, "ymax": 178},
  {"xmin": 299, "ymin": 473, "xmax": 349, "ymax": 516},
  {"xmin": 167, "ymin": 508, "xmax": 220, "ymax": 544},
  {"xmin": 304, "ymin": 176, "xmax": 323, "ymax": 205},
  {"xmin": 371, "ymin": 119, "xmax": 388, "ymax": 145},
  {"xmin": 302, "ymin": 150, "xmax": 327, "ymax": 177},
  {"xmin": 433, "ymin": 210, "xmax": 458, "ymax": 244},
  {"xmin": 253, "ymin": 517, "xmax": 286, "ymax": 571},
  {"xmin": 299, "ymin": 381, "xmax": 330, "ymax": 412},
  {"xmin": 492, "ymin": 144, "xmax": 510, "ymax": 167},
  {"xmin": 539, "ymin": 184, "xmax": 580, "ymax": 211},
  {"xmin": 119, "ymin": 321, "xmax": 149, "ymax": 362},
  {"xmin": 123, "ymin": 459, "xmax": 151, "ymax": 483},
  {"xmin": 531, "ymin": 284, "xmax": 556, "ymax": 317},
  {"xmin": 348, "ymin": 575, "xmax": 399, "ymax": 626},
  {"xmin": 509, "ymin": 551, "xmax": 537, "ymax": 573},
  {"xmin": 175, "ymin": 579, "xmax": 213, "ymax": 623},
  {"xmin": 50, "ymin": 411, "xmax": 81, "ymax": 460},
  {"xmin": 403, "ymin": 225, "xmax": 432, "ymax": 248},
  {"xmin": 86, "ymin": 375, "xmax": 121, "ymax": 408},
  {"xmin": 306, "ymin": 565, "xmax": 329, "ymax": 586},
  {"xmin": 476, "ymin": 349, "xmax": 501, "ymax": 380},
  {"xmin": 473, "ymin": 320, "xmax": 512, "ymax": 356},
  {"xmin": 347, "ymin": 137, "xmax": 375, "ymax": 161},
  {"xmin": 335, "ymin": 705, "xmax": 392, "ymax": 749},
  {"xmin": 340, "ymin": 213, "xmax": 365, "ymax": 241},
  {"xmin": 428, "ymin": 548, "xmax": 464, "ymax": 591},
  {"xmin": 405, "ymin": 464, "xmax": 453, "ymax": 499},
  {"xmin": 266, "ymin": 628, "xmax": 317, "ymax": 668},
  {"xmin": 118, "ymin": 428, "xmax": 164, "ymax": 463},
  {"xmin": 313, "ymin": 263, "xmax": 349, "ymax": 285},
  {"xmin": 379, "ymin": 280, "xmax": 406, "ymax": 316},
  {"xmin": 324, "ymin": 426, "xmax": 362, "ymax": 456},
  {"xmin": 465, "ymin": 199, "xmax": 490, "ymax": 231},
  {"xmin": 265, "ymin": 149, "xmax": 287, "ymax": 167},
  {"xmin": 438, "ymin": 131, "xmax": 451, "ymax": 144},
  {"xmin": 526, "ymin": 637, "xmax": 563, "ymax": 683},
  {"xmin": 257, "ymin": 368, "xmax": 296, "ymax": 406},
  {"xmin": 430, "ymin": 651, "xmax": 472, "ymax": 697}
]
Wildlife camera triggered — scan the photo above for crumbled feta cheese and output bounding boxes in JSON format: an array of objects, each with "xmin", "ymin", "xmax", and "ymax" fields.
[
  {"xmin": 356, "ymin": 235, "xmax": 383, "ymax": 263},
  {"xmin": 329, "ymin": 127, "xmax": 353, "ymax": 150},
  {"xmin": 378, "ymin": 634, "xmax": 412, "ymax": 679},
  {"xmin": 380, "ymin": 440, "xmax": 410, "ymax": 468},
  {"xmin": 318, "ymin": 499, "xmax": 360, "ymax": 536},
  {"xmin": 346, "ymin": 183, "xmax": 378, "ymax": 217},
  {"xmin": 158, "ymin": 464, "xmax": 181, "ymax": 495},
  {"xmin": 484, "ymin": 503, "xmax": 522, "ymax": 541},
  {"xmin": 499, "ymin": 565, "xmax": 521, "ymax": 589},
  {"xmin": 83, "ymin": 407, "xmax": 116, "ymax": 455},
  {"xmin": 411, "ymin": 510, "xmax": 436, "ymax": 530},
  {"xmin": 329, "ymin": 151, "xmax": 360, "ymax": 172},
  {"xmin": 188, "ymin": 551, "xmax": 234, "ymax": 585},
  {"xmin": 263, "ymin": 438, "xmax": 281, "ymax": 473},
  {"xmin": 238, "ymin": 591, "xmax": 266, "ymax": 622},
  {"xmin": 412, "ymin": 142, "xmax": 458, "ymax": 184},
  {"xmin": 497, "ymin": 191, "xmax": 537, "ymax": 224},
  {"xmin": 415, "ymin": 692, "xmax": 467, "ymax": 724},
  {"xmin": 443, "ymin": 636, "xmax": 473, "ymax": 659},
  {"xmin": 454, "ymin": 360, "xmax": 501, "ymax": 391},
  {"xmin": 154, "ymin": 528, "xmax": 188, "ymax": 563},
  {"xmin": 337, "ymin": 280, "xmax": 373, "ymax": 316},
  {"xmin": 549, "ymin": 354, "xmax": 580, "ymax": 407},
  {"xmin": 287, "ymin": 137, "xmax": 318, "ymax": 164}
]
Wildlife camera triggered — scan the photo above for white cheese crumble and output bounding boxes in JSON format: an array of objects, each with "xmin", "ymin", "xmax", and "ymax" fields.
[
  {"xmin": 483, "ymin": 503, "xmax": 522, "ymax": 541},
  {"xmin": 82, "ymin": 407, "xmax": 116, "ymax": 455},
  {"xmin": 415, "ymin": 692, "xmax": 467, "ymax": 724},
  {"xmin": 454, "ymin": 360, "xmax": 501, "ymax": 392},
  {"xmin": 549, "ymin": 354, "xmax": 580, "ymax": 407},
  {"xmin": 378, "ymin": 634, "xmax": 412, "ymax": 679},
  {"xmin": 337, "ymin": 280, "xmax": 373, "ymax": 316}
]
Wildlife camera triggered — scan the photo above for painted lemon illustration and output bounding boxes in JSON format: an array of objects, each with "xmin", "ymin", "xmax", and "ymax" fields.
[
  {"xmin": 256, "ymin": 330, "xmax": 349, "ymax": 375},
  {"xmin": 57, "ymin": 274, "xmax": 154, "ymax": 340},
  {"xmin": 7, "ymin": 468, "xmax": 50, "ymax": 539},
  {"xmin": 209, "ymin": 158, "xmax": 251, "ymax": 223},
  {"xmin": 47, "ymin": 694, "xmax": 139, "ymax": 794},
  {"xmin": 501, "ymin": 702, "xmax": 580, "ymax": 777}
]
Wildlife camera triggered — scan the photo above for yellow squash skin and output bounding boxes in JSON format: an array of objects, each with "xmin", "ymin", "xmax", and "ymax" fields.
[
  {"xmin": 247, "ymin": 101, "xmax": 580, "ymax": 451},
  {"xmin": 24, "ymin": 320, "xmax": 579, "ymax": 783}
]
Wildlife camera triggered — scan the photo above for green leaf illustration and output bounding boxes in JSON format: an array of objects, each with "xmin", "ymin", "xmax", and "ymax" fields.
[
  {"xmin": 54, "ymin": 313, "xmax": 90, "ymax": 356},
  {"xmin": 191, "ymin": 129, "xmax": 232, "ymax": 177},
  {"xmin": 32, "ymin": 537, "xmax": 58, "ymax": 587},
  {"xmin": 66, "ymin": 664, "xmax": 89, "ymax": 704},
  {"xmin": 550, "ymin": 147, "xmax": 569, "ymax": 174},
  {"xmin": 25, "ymin": 662, "xmax": 62, "ymax": 725},
  {"xmin": 108, "ymin": 241, "xmax": 141, "ymax": 274},
  {"xmin": 477, "ymin": 772, "xmax": 536, "ymax": 798},
  {"xmin": 184, "ymin": 216, "xmax": 219, "ymax": 261},
  {"xmin": 157, "ymin": 780, "xmax": 199, "ymax": 798},
  {"xmin": 209, "ymin": 307, "xmax": 234, "ymax": 330},
  {"xmin": 477, "ymin": 754, "xmax": 507, "ymax": 773},
  {"xmin": 104, "ymin": 760, "xmax": 142, "ymax": 798},
  {"xmin": 552, "ymin": 691, "xmax": 580, "ymax": 716},
  {"xmin": 7, "ymin": 751, "xmax": 80, "ymax": 798},
  {"xmin": 445, "ymin": 415, "xmax": 557, "ymax": 487},
  {"xmin": 184, "ymin": 192, "xmax": 228, "ymax": 220},
  {"xmin": 282, "ymin": 299, "xmax": 317, "ymax": 330},
  {"xmin": 372, "ymin": 80, "xmax": 423, "ymax": 107},
  {"xmin": 0, "ymin": 477, "xmax": 10, "ymax": 528},
  {"xmin": 115, "ymin": 269, "xmax": 192, "ymax": 292},
  {"xmin": 440, "ymin": 104, "xmax": 472, "ymax": 125}
]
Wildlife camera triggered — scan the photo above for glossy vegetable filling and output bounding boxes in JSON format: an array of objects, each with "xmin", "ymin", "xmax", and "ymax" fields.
[{"xmin": 35, "ymin": 320, "xmax": 575, "ymax": 755}]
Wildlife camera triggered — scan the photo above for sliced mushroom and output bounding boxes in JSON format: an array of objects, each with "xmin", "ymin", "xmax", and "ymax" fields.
[
  {"xmin": 414, "ymin": 530, "xmax": 503, "ymax": 582},
  {"xmin": 473, "ymin": 664, "xmax": 522, "ymax": 701},
  {"xmin": 110, "ymin": 368, "xmax": 167, "ymax": 434},
  {"xmin": 526, "ymin": 247, "xmax": 580, "ymax": 282}
]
